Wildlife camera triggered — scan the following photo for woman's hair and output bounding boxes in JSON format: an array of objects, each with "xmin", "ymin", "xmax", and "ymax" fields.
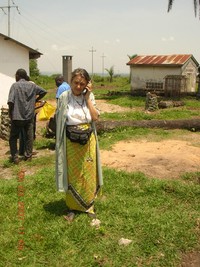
[{"xmin": 71, "ymin": 68, "xmax": 91, "ymax": 83}]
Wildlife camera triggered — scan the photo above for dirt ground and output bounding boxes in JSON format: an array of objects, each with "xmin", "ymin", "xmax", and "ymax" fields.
[
  {"xmin": 101, "ymin": 138, "xmax": 200, "ymax": 179},
  {"xmin": 0, "ymin": 99, "xmax": 200, "ymax": 266},
  {"xmin": 97, "ymin": 100, "xmax": 200, "ymax": 182}
]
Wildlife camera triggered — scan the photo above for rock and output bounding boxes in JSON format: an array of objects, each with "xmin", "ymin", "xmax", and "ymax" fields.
[
  {"xmin": 90, "ymin": 219, "xmax": 101, "ymax": 228},
  {"xmin": 118, "ymin": 238, "xmax": 132, "ymax": 246}
]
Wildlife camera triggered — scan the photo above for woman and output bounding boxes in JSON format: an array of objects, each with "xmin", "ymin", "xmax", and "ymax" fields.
[{"xmin": 55, "ymin": 68, "xmax": 103, "ymax": 221}]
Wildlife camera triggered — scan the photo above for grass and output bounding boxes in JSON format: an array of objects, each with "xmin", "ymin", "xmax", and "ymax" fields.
[
  {"xmin": 1, "ymin": 76, "xmax": 200, "ymax": 266},
  {"xmin": 100, "ymin": 108, "xmax": 200, "ymax": 121},
  {"xmin": 0, "ymin": 159, "xmax": 199, "ymax": 267},
  {"xmin": 97, "ymin": 94, "xmax": 200, "ymax": 121},
  {"xmin": 109, "ymin": 96, "xmax": 144, "ymax": 108},
  {"xmin": 1, "ymin": 128, "xmax": 200, "ymax": 267}
]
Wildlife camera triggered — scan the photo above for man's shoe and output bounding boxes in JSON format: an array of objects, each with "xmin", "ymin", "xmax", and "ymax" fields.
[
  {"xmin": 19, "ymin": 154, "xmax": 24, "ymax": 159},
  {"xmin": 24, "ymin": 156, "xmax": 32, "ymax": 162},
  {"xmin": 13, "ymin": 157, "xmax": 20, "ymax": 165}
]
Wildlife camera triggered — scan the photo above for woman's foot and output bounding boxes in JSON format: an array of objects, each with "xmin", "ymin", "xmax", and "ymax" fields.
[
  {"xmin": 87, "ymin": 212, "xmax": 96, "ymax": 219},
  {"xmin": 63, "ymin": 211, "xmax": 75, "ymax": 222}
]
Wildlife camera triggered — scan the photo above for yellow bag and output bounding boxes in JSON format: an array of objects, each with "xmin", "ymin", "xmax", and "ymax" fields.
[{"xmin": 38, "ymin": 102, "xmax": 56, "ymax": 121}]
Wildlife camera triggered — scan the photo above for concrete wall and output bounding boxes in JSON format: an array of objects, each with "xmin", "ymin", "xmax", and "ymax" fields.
[
  {"xmin": 130, "ymin": 66, "xmax": 181, "ymax": 91},
  {"xmin": 0, "ymin": 36, "xmax": 30, "ymax": 108},
  {"xmin": 181, "ymin": 59, "xmax": 198, "ymax": 92},
  {"xmin": 0, "ymin": 73, "xmax": 15, "ymax": 108}
]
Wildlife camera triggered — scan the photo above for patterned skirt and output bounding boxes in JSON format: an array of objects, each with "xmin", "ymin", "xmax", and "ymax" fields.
[{"xmin": 65, "ymin": 132, "xmax": 98, "ymax": 214}]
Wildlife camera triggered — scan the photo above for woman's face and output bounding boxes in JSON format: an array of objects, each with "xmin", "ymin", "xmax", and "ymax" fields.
[{"xmin": 71, "ymin": 74, "xmax": 87, "ymax": 96}]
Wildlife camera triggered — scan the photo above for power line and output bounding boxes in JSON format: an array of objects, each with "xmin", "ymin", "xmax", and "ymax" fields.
[{"xmin": 0, "ymin": 0, "xmax": 20, "ymax": 37}]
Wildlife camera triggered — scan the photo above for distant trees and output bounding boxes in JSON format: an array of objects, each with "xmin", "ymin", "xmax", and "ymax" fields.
[{"xmin": 168, "ymin": 0, "xmax": 200, "ymax": 18}]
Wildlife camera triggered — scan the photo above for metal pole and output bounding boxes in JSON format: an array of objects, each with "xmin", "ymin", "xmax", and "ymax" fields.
[
  {"xmin": 8, "ymin": 0, "xmax": 10, "ymax": 37},
  {"xmin": 89, "ymin": 46, "xmax": 96, "ymax": 78},
  {"xmin": 101, "ymin": 53, "xmax": 106, "ymax": 78},
  {"xmin": 0, "ymin": 0, "xmax": 20, "ymax": 37}
]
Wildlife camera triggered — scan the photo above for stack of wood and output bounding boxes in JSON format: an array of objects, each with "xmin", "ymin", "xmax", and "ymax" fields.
[
  {"xmin": 0, "ymin": 107, "xmax": 11, "ymax": 140},
  {"xmin": 145, "ymin": 92, "xmax": 158, "ymax": 111},
  {"xmin": 158, "ymin": 100, "xmax": 185, "ymax": 109}
]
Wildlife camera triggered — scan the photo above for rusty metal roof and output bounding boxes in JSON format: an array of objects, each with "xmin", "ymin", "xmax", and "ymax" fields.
[{"xmin": 126, "ymin": 54, "xmax": 199, "ymax": 66}]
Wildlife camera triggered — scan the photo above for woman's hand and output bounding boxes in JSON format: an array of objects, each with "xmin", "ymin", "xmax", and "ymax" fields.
[
  {"xmin": 84, "ymin": 81, "xmax": 92, "ymax": 99},
  {"xmin": 84, "ymin": 81, "xmax": 99, "ymax": 121}
]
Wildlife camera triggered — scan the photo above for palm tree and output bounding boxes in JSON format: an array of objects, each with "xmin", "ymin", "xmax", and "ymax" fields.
[
  {"xmin": 168, "ymin": 0, "xmax": 200, "ymax": 18},
  {"xmin": 127, "ymin": 54, "xmax": 137, "ymax": 82},
  {"xmin": 105, "ymin": 66, "xmax": 114, "ymax": 82},
  {"xmin": 127, "ymin": 54, "xmax": 137, "ymax": 60}
]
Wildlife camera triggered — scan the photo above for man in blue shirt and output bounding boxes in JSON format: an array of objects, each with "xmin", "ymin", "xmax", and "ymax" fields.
[
  {"xmin": 55, "ymin": 75, "xmax": 70, "ymax": 99},
  {"xmin": 45, "ymin": 75, "xmax": 70, "ymax": 138}
]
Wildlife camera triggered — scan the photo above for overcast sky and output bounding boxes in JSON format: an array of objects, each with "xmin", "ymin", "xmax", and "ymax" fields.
[{"xmin": 0, "ymin": 0, "xmax": 200, "ymax": 75}]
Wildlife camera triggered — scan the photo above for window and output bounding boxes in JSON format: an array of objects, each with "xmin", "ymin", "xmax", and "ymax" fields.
[{"xmin": 146, "ymin": 82, "xmax": 163, "ymax": 90}]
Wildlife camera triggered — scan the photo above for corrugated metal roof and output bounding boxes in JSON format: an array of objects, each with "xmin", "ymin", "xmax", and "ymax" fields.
[{"xmin": 127, "ymin": 54, "xmax": 199, "ymax": 66}]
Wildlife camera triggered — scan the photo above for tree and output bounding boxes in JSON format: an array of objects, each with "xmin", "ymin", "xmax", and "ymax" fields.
[
  {"xmin": 105, "ymin": 66, "xmax": 114, "ymax": 82},
  {"xmin": 168, "ymin": 0, "xmax": 200, "ymax": 18},
  {"xmin": 29, "ymin": 59, "xmax": 40, "ymax": 77},
  {"xmin": 127, "ymin": 54, "xmax": 137, "ymax": 60}
]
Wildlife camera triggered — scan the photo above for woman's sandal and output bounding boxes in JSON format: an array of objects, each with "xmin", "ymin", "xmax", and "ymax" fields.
[
  {"xmin": 87, "ymin": 212, "xmax": 96, "ymax": 219},
  {"xmin": 63, "ymin": 212, "xmax": 75, "ymax": 222}
]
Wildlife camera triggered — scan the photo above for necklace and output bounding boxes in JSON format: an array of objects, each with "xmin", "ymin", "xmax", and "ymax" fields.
[
  {"xmin": 72, "ymin": 94, "xmax": 84, "ymax": 106},
  {"xmin": 74, "ymin": 97, "xmax": 84, "ymax": 107},
  {"xmin": 72, "ymin": 95, "xmax": 93, "ymax": 162}
]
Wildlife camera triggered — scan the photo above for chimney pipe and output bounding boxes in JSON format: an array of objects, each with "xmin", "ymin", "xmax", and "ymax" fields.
[{"xmin": 62, "ymin": 55, "xmax": 73, "ymax": 83}]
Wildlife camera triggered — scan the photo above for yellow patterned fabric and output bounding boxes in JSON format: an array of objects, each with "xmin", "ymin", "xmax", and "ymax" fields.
[{"xmin": 65, "ymin": 130, "xmax": 98, "ymax": 213}]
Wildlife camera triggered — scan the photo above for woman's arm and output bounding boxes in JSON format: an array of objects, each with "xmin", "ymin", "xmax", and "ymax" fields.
[
  {"xmin": 84, "ymin": 81, "xmax": 99, "ymax": 121},
  {"xmin": 86, "ymin": 97, "xmax": 99, "ymax": 121}
]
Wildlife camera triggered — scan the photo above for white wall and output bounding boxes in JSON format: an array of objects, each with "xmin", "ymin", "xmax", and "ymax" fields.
[
  {"xmin": 130, "ymin": 66, "xmax": 181, "ymax": 90},
  {"xmin": 182, "ymin": 59, "xmax": 198, "ymax": 92},
  {"xmin": 0, "ymin": 37, "xmax": 30, "ymax": 109},
  {"xmin": 0, "ymin": 73, "xmax": 15, "ymax": 108}
]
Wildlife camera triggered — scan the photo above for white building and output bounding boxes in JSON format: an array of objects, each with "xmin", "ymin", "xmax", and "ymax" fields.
[
  {"xmin": 127, "ymin": 54, "xmax": 199, "ymax": 96},
  {"xmin": 0, "ymin": 33, "xmax": 42, "ymax": 109}
]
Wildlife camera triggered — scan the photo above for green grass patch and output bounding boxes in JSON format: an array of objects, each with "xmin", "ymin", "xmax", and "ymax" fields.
[
  {"xmin": 183, "ymin": 97, "xmax": 200, "ymax": 108},
  {"xmin": 0, "ymin": 163, "xmax": 199, "ymax": 267},
  {"xmin": 109, "ymin": 96, "xmax": 145, "ymax": 108},
  {"xmin": 34, "ymin": 138, "xmax": 55, "ymax": 151},
  {"xmin": 100, "ymin": 105, "xmax": 200, "ymax": 121}
]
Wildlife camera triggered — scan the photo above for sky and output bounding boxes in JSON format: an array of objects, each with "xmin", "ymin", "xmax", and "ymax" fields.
[{"xmin": 0, "ymin": 0, "xmax": 200, "ymax": 75}]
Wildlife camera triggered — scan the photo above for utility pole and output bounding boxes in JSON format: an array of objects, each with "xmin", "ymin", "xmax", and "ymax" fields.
[
  {"xmin": 89, "ymin": 46, "xmax": 96, "ymax": 78},
  {"xmin": 101, "ymin": 53, "xmax": 106, "ymax": 79},
  {"xmin": 0, "ymin": 0, "xmax": 20, "ymax": 37}
]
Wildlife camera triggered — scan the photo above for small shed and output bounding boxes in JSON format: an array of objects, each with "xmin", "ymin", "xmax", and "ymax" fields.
[
  {"xmin": 0, "ymin": 32, "xmax": 42, "ymax": 109},
  {"xmin": 126, "ymin": 54, "xmax": 199, "ymax": 96}
]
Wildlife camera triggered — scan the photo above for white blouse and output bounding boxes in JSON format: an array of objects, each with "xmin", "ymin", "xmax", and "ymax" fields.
[{"xmin": 67, "ymin": 94, "xmax": 92, "ymax": 125}]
